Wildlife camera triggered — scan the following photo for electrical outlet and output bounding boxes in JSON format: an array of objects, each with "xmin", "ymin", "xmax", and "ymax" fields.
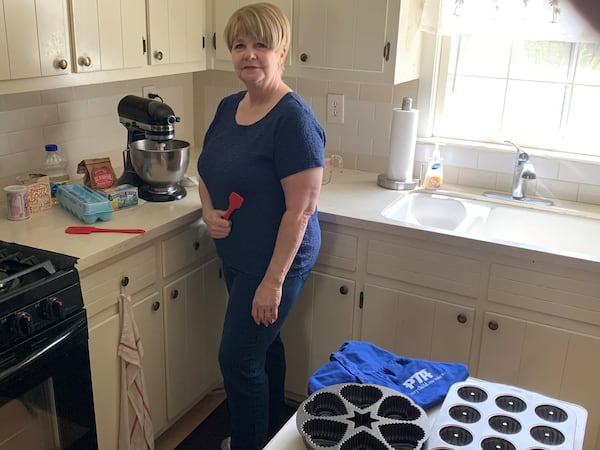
[
  {"xmin": 142, "ymin": 86, "xmax": 156, "ymax": 98},
  {"xmin": 327, "ymin": 93, "xmax": 344, "ymax": 124}
]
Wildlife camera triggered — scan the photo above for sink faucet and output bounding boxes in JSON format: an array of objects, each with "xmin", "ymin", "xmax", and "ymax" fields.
[{"xmin": 506, "ymin": 140, "xmax": 536, "ymax": 200}]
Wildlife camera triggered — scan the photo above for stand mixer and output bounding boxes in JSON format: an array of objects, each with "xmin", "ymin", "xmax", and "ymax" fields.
[{"xmin": 117, "ymin": 95, "xmax": 190, "ymax": 202}]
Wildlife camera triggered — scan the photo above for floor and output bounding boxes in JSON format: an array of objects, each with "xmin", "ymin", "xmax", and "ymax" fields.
[{"xmin": 154, "ymin": 392, "xmax": 226, "ymax": 450}]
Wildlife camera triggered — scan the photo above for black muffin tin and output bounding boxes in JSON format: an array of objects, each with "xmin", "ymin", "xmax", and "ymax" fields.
[
  {"xmin": 427, "ymin": 379, "xmax": 587, "ymax": 450},
  {"xmin": 296, "ymin": 383, "xmax": 429, "ymax": 450}
]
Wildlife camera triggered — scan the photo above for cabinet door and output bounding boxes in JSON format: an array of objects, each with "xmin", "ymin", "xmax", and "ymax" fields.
[
  {"xmin": 164, "ymin": 259, "xmax": 226, "ymax": 420},
  {"xmin": 3, "ymin": 0, "xmax": 70, "ymax": 79},
  {"xmin": 478, "ymin": 312, "xmax": 600, "ymax": 450},
  {"xmin": 132, "ymin": 292, "xmax": 167, "ymax": 435},
  {"xmin": 295, "ymin": 0, "xmax": 386, "ymax": 72},
  {"xmin": 213, "ymin": 0, "xmax": 292, "ymax": 69},
  {"xmin": 282, "ymin": 271, "xmax": 355, "ymax": 397},
  {"xmin": 70, "ymin": 0, "xmax": 146, "ymax": 72},
  {"xmin": 360, "ymin": 284, "xmax": 474, "ymax": 365},
  {"xmin": 148, "ymin": 0, "xmax": 206, "ymax": 66},
  {"xmin": 88, "ymin": 312, "xmax": 120, "ymax": 450},
  {"xmin": 293, "ymin": 0, "xmax": 421, "ymax": 83}
]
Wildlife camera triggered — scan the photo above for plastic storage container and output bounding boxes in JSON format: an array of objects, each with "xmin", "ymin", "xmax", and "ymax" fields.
[
  {"xmin": 56, "ymin": 184, "xmax": 113, "ymax": 224},
  {"xmin": 43, "ymin": 144, "xmax": 70, "ymax": 204}
]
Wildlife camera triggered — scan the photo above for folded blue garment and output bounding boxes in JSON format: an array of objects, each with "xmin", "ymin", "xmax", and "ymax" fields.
[{"xmin": 308, "ymin": 341, "xmax": 469, "ymax": 410}]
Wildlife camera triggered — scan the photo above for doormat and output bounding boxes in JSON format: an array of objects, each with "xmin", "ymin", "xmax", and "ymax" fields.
[{"xmin": 176, "ymin": 400, "xmax": 298, "ymax": 450}]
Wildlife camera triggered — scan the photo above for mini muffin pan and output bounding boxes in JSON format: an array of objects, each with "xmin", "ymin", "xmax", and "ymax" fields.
[
  {"xmin": 57, "ymin": 184, "xmax": 113, "ymax": 223},
  {"xmin": 427, "ymin": 379, "xmax": 588, "ymax": 450},
  {"xmin": 296, "ymin": 383, "xmax": 429, "ymax": 450}
]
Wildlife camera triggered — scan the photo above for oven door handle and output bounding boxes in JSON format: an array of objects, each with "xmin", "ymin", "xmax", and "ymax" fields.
[{"xmin": 0, "ymin": 316, "xmax": 85, "ymax": 383}]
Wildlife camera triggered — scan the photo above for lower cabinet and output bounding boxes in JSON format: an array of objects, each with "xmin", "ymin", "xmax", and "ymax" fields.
[
  {"xmin": 164, "ymin": 258, "xmax": 226, "ymax": 420},
  {"xmin": 85, "ymin": 224, "xmax": 227, "ymax": 449},
  {"xmin": 282, "ymin": 271, "xmax": 355, "ymax": 398},
  {"xmin": 359, "ymin": 284, "xmax": 474, "ymax": 365},
  {"xmin": 478, "ymin": 312, "xmax": 600, "ymax": 450}
]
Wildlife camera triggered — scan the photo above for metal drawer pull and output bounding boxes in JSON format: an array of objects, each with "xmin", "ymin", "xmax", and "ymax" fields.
[
  {"xmin": 457, "ymin": 313, "xmax": 467, "ymax": 324},
  {"xmin": 339, "ymin": 285, "xmax": 349, "ymax": 295},
  {"xmin": 121, "ymin": 276, "xmax": 129, "ymax": 287},
  {"xmin": 152, "ymin": 301, "xmax": 160, "ymax": 311},
  {"xmin": 171, "ymin": 289, "xmax": 179, "ymax": 300}
]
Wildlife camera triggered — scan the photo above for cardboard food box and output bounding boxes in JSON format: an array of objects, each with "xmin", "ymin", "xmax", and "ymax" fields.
[
  {"xmin": 16, "ymin": 174, "xmax": 52, "ymax": 213},
  {"xmin": 77, "ymin": 158, "xmax": 117, "ymax": 190},
  {"xmin": 98, "ymin": 184, "xmax": 139, "ymax": 211}
]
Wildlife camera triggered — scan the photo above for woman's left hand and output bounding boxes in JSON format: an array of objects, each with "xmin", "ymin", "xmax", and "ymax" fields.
[{"xmin": 252, "ymin": 282, "xmax": 281, "ymax": 326}]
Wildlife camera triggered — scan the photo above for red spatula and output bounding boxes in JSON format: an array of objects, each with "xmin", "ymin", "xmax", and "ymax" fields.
[
  {"xmin": 223, "ymin": 192, "xmax": 244, "ymax": 220},
  {"xmin": 65, "ymin": 226, "xmax": 145, "ymax": 234}
]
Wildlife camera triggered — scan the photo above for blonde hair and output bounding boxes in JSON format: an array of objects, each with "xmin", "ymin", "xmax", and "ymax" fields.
[{"xmin": 224, "ymin": 2, "xmax": 290, "ymax": 53}]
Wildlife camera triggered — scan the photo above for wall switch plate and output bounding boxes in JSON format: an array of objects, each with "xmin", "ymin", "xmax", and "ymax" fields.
[
  {"xmin": 327, "ymin": 93, "xmax": 344, "ymax": 124},
  {"xmin": 142, "ymin": 86, "xmax": 156, "ymax": 98}
]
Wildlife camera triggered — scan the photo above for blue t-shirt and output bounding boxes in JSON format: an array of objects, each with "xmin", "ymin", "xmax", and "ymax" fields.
[{"xmin": 198, "ymin": 91, "xmax": 326, "ymax": 277}]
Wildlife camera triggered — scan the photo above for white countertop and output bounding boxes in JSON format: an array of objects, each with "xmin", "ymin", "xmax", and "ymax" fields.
[{"xmin": 2, "ymin": 169, "xmax": 600, "ymax": 271}]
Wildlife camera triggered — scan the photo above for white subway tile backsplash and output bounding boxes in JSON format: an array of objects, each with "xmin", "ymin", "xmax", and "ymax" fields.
[
  {"xmin": 534, "ymin": 178, "xmax": 579, "ymax": 202},
  {"xmin": 558, "ymin": 160, "xmax": 600, "ymax": 184},
  {"xmin": 0, "ymin": 110, "xmax": 25, "ymax": 133},
  {"xmin": 478, "ymin": 151, "xmax": 513, "ymax": 173},
  {"xmin": 57, "ymin": 100, "xmax": 89, "ymax": 122},
  {"xmin": 578, "ymin": 184, "xmax": 600, "ymax": 205}
]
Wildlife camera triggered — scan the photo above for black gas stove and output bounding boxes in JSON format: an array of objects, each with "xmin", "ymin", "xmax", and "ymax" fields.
[{"xmin": 0, "ymin": 240, "xmax": 82, "ymax": 353}]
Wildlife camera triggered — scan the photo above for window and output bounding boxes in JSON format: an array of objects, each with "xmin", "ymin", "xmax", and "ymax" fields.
[{"xmin": 433, "ymin": 35, "xmax": 600, "ymax": 155}]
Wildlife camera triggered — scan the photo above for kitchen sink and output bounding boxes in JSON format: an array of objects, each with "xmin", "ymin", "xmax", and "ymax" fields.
[
  {"xmin": 381, "ymin": 191, "xmax": 493, "ymax": 231},
  {"xmin": 382, "ymin": 190, "xmax": 600, "ymax": 257}
]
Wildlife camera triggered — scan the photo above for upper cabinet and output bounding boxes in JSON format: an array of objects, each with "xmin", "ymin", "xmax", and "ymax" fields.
[
  {"xmin": 1, "ymin": 0, "xmax": 71, "ymax": 80},
  {"xmin": 69, "ymin": 0, "xmax": 147, "ymax": 72},
  {"xmin": 292, "ymin": 0, "xmax": 422, "ymax": 83},
  {"xmin": 210, "ymin": 0, "xmax": 422, "ymax": 84},
  {"xmin": 147, "ymin": 0, "xmax": 207, "ymax": 67}
]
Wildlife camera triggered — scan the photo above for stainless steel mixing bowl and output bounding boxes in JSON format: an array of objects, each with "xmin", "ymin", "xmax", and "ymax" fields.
[{"xmin": 129, "ymin": 139, "xmax": 190, "ymax": 186}]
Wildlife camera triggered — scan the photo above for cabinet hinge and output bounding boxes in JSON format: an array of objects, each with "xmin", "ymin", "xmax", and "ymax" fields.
[{"xmin": 359, "ymin": 291, "xmax": 364, "ymax": 309}]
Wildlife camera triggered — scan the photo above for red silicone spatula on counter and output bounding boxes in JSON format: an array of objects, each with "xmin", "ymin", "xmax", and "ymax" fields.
[
  {"xmin": 223, "ymin": 192, "xmax": 244, "ymax": 220},
  {"xmin": 65, "ymin": 226, "xmax": 145, "ymax": 234}
]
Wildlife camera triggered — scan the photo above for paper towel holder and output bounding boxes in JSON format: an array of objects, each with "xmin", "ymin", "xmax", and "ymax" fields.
[
  {"xmin": 377, "ymin": 97, "xmax": 418, "ymax": 191},
  {"xmin": 377, "ymin": 173, "xmax": 418, "ymax": 190}
]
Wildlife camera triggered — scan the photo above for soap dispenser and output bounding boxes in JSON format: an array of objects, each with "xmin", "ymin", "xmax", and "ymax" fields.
[{"xmin": 423, "ymin": 144, "xmax": 443, "ymax": 189}]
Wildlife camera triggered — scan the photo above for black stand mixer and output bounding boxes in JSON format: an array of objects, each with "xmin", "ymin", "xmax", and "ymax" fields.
[{"xmin": 117, "ymin": 95, "xmax": 190, "ymax": 202}]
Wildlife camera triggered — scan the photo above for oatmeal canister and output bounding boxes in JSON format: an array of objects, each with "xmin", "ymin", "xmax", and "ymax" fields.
[{"xmin": 4, "ymin": 185, "xmax": 30, "ymax": 220}]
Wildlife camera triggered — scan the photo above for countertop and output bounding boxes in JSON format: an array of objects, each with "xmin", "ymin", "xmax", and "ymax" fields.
[{"xmin": 2, "ymin": 169, "xmax": 600, "ymax": 272}]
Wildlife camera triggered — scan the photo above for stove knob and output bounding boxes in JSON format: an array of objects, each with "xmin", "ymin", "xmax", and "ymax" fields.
[
  {"xmin": 16, "ymin": 312, "xmax": 34, "ymax": 336},
  {"xmin": 51, "ymin": 299, "xmax": 65, "ymax": 319}
]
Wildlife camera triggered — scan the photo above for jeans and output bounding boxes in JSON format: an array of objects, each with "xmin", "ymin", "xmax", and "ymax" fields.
[{"xmin": 219, "ymin": 264, "xmax": 310, "ymax": 450}]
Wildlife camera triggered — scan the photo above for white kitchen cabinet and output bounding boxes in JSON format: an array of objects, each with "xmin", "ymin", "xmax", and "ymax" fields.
[
  {"xmin": 69, "ymin": 0, "xmax": 147, "ymax": 73},
  {"xmin": 212, "ymin": 0, "xmax": 293, "ymax": 70},
  {"xmin": 1, "ymin": 0, "xmax": 71, "ymax": 80},
  {"xmin": 292, "ymin": 0, "xmax": 422, "ymax": 83},
  {"xmin": 282, "ymin": 271, "xmax": 355, "ymax": 398},
  {"xmin": 82, "ymin": 244, "xmax": 166, "ymax": 450},
  {"xmin": 161, "ymin": 222, "xmax": 226, "ymax": 421},
  {"xmin": 163, "ymin": 259, "xmax": 226, "ymax": 420},
  {"xmin": 360, "ymin": 284, "xmax": 474, "ymax": 365},
  {"xmin": 147, "ymin": 0, "xmax": 207, "ymax": 67}
]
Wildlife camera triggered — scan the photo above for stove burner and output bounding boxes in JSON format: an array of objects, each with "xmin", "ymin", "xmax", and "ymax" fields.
[{"xmin": 0, "ymin": 245, "xmax": 57, "ymax": 294}]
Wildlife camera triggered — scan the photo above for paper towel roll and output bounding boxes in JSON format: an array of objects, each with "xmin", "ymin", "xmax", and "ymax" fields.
[{"xmin": 386, "ymin": 107, "xmax": 419, "ymax": 182}]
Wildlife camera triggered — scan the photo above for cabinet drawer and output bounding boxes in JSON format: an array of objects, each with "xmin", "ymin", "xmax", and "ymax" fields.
[
  {"xmin": 366, "ymin": 238, "xmax": 481, "ymax": 298},
  {"xmin": 162, "ymin": 223, "xmax": 214, "ymax": 278},
  {"xmin": 81, "ymin": 245, "xmax": 157, "ymax": 317},
  {"xmin": 316, "ymin": 229, "xmax": 358, "ymax": 272},
  {"xmin": 488, "ymin": 263, "xmax": 600, "ymax": 325}
]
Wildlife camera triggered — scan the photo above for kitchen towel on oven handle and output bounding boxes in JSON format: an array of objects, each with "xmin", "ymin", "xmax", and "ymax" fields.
[{"xmin": 308, "ymin": 340, "xmax": 469, "ymax": 410}]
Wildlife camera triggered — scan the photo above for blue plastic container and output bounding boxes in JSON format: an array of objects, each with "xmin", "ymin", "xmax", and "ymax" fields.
[{"xmin": 57, "ymin": 184, "xmax": 113, "ymax": 224}]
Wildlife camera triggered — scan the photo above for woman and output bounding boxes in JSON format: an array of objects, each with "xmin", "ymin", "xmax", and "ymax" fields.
[{"xmin": 196, "ymin": 3, "xmax": 326, "ymax": 449}]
